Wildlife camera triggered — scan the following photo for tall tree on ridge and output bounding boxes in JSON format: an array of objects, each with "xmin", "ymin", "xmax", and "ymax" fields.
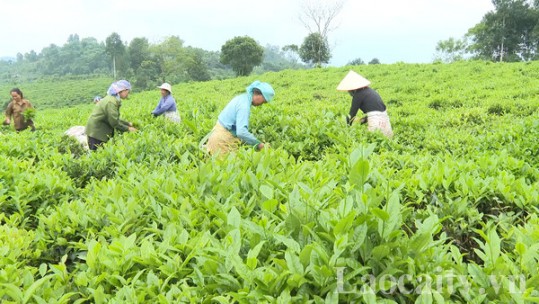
[
  {"xmin": 220, "ymin": 36, "xmax": 264, "ymax": 76},
  {"xmin": 105, "ymin": 32, "xmax": 127, "ymax": 78}
]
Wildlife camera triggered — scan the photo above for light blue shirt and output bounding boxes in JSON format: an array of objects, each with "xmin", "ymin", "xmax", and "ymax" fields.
[
  {"xmin": 218, "ymin": 93, "xmax": 260, "ymax": 146},
  {"xmin": 152, "ymin": 95, "xmax": 177, "ymax": 116}
]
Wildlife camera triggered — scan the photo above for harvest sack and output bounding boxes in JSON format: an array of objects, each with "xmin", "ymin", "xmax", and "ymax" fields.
[
  {"xmin": 205, "ymin": 122, "xmax": 241, "ymax": 155},
  {"xmin": 65, "ymin": 126, "xmax": 89, "ymax": 150},
  {"xmin": 164, "ymin": 110, "xmax": 181, "ymax": 123},
  {"xmin": 366, "ymin": 111, "xmax": 393, "ymax": 138}
]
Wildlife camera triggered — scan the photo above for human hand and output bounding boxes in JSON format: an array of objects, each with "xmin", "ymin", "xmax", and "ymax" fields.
[
  {"xmin": 2, "ymin": 119, "xmax": 9, "ymax": 125},
  {"xmin": 128, "ymin": 126, "xmax": 137, "ymax": 132},
  {"xmin": 257, "ymin": 142, "xmax": 270, "ymax": 150}
]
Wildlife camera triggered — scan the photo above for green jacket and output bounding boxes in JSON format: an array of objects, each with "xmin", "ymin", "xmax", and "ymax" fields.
[{"xmin": 86, "ymin": 95, "xmax": 130, "ymax": 142}]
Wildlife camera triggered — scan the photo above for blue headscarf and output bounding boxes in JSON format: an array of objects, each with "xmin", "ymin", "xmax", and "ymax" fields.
[
  {"xmin": 246, "ymin": 80, "xmax": 275, "ymax": 102},
  {"xmin": 107, "ymin": 80, "xmax": 132, "ymax": 96}
]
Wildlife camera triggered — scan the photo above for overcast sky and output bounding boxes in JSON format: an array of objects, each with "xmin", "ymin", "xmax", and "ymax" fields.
[{"xmin": 0, "ymin": 0, "xmax": 494, "ymax": 66}]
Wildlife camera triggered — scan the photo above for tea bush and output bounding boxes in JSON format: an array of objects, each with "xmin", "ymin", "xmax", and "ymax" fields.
[{"xmin": 1, "ymin": 61, "xmax": 539, "ymax": 302}]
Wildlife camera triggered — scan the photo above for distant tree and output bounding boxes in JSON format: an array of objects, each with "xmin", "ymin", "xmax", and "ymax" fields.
[
  {"xmin": 185, "ymin": 47, "xmax": 211, "ymax": 81},
  {"xmin": 347, "ymin": 57, "xmax": 365, "ymax": 65},
  {"xmin": 203, "ymin": 51, "xmax": 235, "ymax": 80},
  {"xmin": 369, "ymin": 58, "xmax": 381, "ymax": 64},
  {"xmin": 434, "ymin": 37, "xmax": 468, "ymax": 63},
  {"xmin": 220, "ymin": 36, "xmax": 264, "ymax": 76},
  {"xmin": 254, "ymin": 45, "xmax": 305, "ymax": 73},
  {"xmin": 298, "ymin": 0, "xmax": 345, "ymax": 39},
  {"xmin": 297, "ymin": 0, "xmax": 345, "ymax": 67},
  {"xmin": 151, "ymin": 36, "xmax": 188, "ymax": 83},
  {"xmin": 80, "ymin": 37, "xmax": 108, "ymax": 73},
  {"xmin": 24, "ymin": 50, "xmax": 38, "ymax": 62},
  {"xmin": 128, "ymin": 37, "xmax": 150, "ymax": 72},
  {"xmin": 467, "ymin": 0, "xmax": 539, "ymax": 61},
  {"xmin": 134, "ymin": 59, "xmax": 161, "ymax": 90},
  {"xmin": 16, "ymin": 53, "xmax": 23, "ymax": 63},
  {"xmin": 63, "ymin": 34, "xmax": 83, "ymax": 74},
  {"xmin": 282, "ymin": 44, "xmax": 301, "ymax": 63},
  {"xmin": 40, "ymin": 44, "xmax": 61, "ymax": 75},
  {"xmin": 534, "ymin": 19, "xmax": 539, "ymax": 59},
  {"xmin": 105, "ymin": 32, "xmax": 127, "ymax": 78},
  {"xmin": 299, "ymin": 32, "xmax": 331, "ymax": 67}
]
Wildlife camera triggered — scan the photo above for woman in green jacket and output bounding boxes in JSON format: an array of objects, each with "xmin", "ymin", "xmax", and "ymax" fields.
[{"xmin": 86, "ymin": 80, "xmax": 137, "ymax": 150}]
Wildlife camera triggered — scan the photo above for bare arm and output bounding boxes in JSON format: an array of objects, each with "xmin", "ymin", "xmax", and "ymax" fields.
[{"xmin": 4, "ymin": 102, "xmax": 13, "ymax": 123}]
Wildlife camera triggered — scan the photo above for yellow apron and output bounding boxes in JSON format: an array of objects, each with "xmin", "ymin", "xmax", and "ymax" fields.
[{"xmin": 205, "ymin": 122, "xmax": 241, "ymax": 155}]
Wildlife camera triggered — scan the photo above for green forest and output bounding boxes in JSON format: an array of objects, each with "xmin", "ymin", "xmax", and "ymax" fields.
[{"xmin": 0, "ymin": 33, "xmax": 303, "ymax": 92}]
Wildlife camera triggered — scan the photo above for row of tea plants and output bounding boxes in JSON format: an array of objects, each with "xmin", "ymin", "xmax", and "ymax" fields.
[{"xmin": 1, "ymin": 61, "xmax": 539, "ymax": 302}]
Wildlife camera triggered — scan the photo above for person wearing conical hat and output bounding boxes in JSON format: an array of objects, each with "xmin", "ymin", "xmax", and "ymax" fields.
[
  {"xmin": 337, "ymin": 70, "xmax": 393, "ymax": 138},
  {"xmin": 203, "ymin": 80, "xmax": 275, "ymax": 155},
  {"xmin": 151, "ymin": 83, "xmax": 180, "ymax": 123}
]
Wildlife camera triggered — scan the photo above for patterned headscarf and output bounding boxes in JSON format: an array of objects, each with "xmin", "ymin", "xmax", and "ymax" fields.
[
  {"xmin": 107, "ymin": 80, "xmax": 132, "ymax": 96},
  {"xmin": 246, "ymin": 80, "xmax": 275, "ymax": 102}
]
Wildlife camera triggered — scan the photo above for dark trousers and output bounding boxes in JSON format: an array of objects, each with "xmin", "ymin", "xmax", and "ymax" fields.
[
  {"xmin": 16, "ymin": 120, "xmax": 36, "ymax": 132},
  {"xmin": 87, "ymin": 136, "xmax": 105, "ymax": 151}
]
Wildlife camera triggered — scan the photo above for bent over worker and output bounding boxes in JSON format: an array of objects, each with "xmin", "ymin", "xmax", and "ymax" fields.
[
  {"xmin": 337, "ymin": 70, "xmax": 393, "ymax": 138},
  {"xmin": 85, "ymin": 80, "xmax": 137, "ymax": 150},
  {"xmin": 151, "ymin": 83, "xmax": 180, "ymax": 123},
  {"xmin": 205, "ymin": 80, "xmax": 274, "ymax": 155}
]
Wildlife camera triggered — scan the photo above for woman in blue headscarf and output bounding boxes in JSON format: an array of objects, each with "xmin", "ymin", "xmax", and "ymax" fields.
[
  {"xmin": 85, "ymin": 80, "xmax": 137, "ymax": 150},
  {"xmin": 204, "ymin": 80, "xmax": 275, "ymax": 155}
]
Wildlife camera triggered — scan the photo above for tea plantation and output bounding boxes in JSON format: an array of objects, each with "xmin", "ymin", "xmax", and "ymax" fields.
[{"xmin": 1, "ymin": 61, "xmax": 539, "ymax": 303}]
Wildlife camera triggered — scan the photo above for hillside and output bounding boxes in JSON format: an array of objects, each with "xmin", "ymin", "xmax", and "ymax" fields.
[
  {"xmin": 1, "ymin": 61, "xmax": 539, "ymax": 302},
  {"xmin": 0, "ymin": 76, "xmax": 113, "ymax": 109}
]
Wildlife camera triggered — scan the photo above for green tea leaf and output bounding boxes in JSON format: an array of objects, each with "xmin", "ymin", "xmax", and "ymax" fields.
[
  {"xmin": 227, "ymin": 207, "xmax": 241, "ymax": 228},
  {"xmin": 274, "ymin": 234, "xmax": 300, "ymax": 253},
  {"xmin": 362, "ymin": 286, "xmax": 377, "ymax": 304},
  {"xmin": 486, "ymin": 228, "xmax": 501, "ymax": 267},
  {"xmin": 86, "ymin": 240, "xmax": 101, "ymax": 269},
  {"xmin": 22, "ymin": 275, "xmax": 53, "ymax": 304},
  {"xmin": 350, "ymin": 159, "xmax": 370, "ymax": 190},
  {"xmin": 260, "ymin": 184, "xmax": 274, "ymax": 200},
  {"xmin": 0, "ymin": 283, "xmax": 23, "ymax": 302},
  {"xmin": 371, "ymin": 208, "xmax": 389, "ymax": 221},
  {"xmin": 246, "ymin": 241, "xmax": 266, "ymax": 270},
  {"xmin": 38, "ymin": 263, "xmax": 47, "ymax": 277},
  {"xmin": 285, "ymin": 250, "xmax": 304, "ymax": 276},
  {"xmin": 333, "ymin": 211, "xmax": 356, "ymax": 236},
  {"xmin": 415, "ymin": 291, "xmax": 433, "ymax": 304},
  {"xmin": 262, "ymin": 199, "xmax": 279, "ymax": 213}
]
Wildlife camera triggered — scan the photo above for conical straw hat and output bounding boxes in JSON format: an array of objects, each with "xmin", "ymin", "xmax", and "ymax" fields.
[{"xmin": 336, "ymin": 70, "xmax": 371, "ymax": 91}]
